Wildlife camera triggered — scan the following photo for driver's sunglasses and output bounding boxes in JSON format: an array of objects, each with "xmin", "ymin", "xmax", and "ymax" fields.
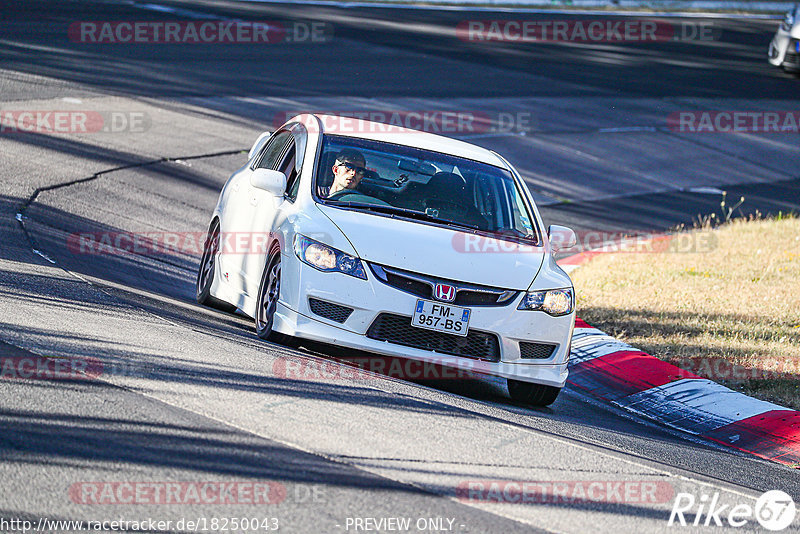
[{"xmin": 337, "ymin": 161, "xmax": 366, "ymax": 175}]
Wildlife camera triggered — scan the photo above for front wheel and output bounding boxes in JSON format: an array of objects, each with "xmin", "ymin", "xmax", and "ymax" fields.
[
  {"xmin": 255, "ymin": 251, "xmax": 291, "ymax": 344},
  {"xmin": 507, "ymin": 379, "xmax": 561, "ymax": 407}
]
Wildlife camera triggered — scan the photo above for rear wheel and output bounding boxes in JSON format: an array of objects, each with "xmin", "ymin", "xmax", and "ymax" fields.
[
  {"xmin": 507, "ymin": 379, "xmax": 561, "ymax": 407},
  {"xmin": 255, "ymin": 250, "xmax": 291, "ymax": 344},
  {"xmin": 196, "ymin": 219, "xmax": 236, "ymax": 312}
]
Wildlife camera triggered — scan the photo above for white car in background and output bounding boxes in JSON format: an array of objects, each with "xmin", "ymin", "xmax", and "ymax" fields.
[
  {"xmin": 769, "ymin": 4, "xmax": 800, "ymax": 72},
  {"xmin": 196, "ymin": 114, "xmax": 577, "ymax": 406}
]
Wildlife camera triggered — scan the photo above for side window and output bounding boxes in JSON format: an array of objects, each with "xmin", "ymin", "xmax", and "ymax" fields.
[
  {"xmin": 278, "ymin": 143, "xmax": 301, "ymax": 202},
  {"xmin": 286, "ymin": 168, "xmax": 301, "ymax": 200},
  {"xmin": 255, "ymin": 131, "xmax": 292, "ymax": 170}
]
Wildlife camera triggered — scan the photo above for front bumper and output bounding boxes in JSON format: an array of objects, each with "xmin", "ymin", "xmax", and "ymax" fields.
[
  {"xmin": 273, "ymin": 252, "xmax": 573, "ymax": 387},
  {"xmin": 769, "ymin": 30, "xmax": 799, "ymax": 71},
  {"xmin": 783, "ymin": 39, "xmax": 800, "ymax": 71}
]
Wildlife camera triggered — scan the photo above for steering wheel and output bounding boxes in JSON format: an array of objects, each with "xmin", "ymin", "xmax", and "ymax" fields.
[
  {"xmin": 327, "ymin": 189, "xmax": 362, "ymax": 201},
  {"xmin": 326, "ymin": 190, "xmax": 391, "ymax": 206},
  {"xmin": 426, "ymin": 199, "xmax": 465, "ymax": 213}
]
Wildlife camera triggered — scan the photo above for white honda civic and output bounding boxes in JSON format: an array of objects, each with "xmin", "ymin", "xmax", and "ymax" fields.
[
  {"xmin": 197, "ymin": 114, "xmax": 577, "ymax": 406},
  {"xmin": 769, "ymin": 4, "xmax": 800, "ymax": 72}
]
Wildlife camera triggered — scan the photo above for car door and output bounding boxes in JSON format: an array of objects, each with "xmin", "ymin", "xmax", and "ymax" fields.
[
  {"xmin": 243, "ymin": 131, "xmax": 301, "ymax": 298},
  {"xmin": 222, "ymin": 130, "xmax": 293, "ymax": 298}
]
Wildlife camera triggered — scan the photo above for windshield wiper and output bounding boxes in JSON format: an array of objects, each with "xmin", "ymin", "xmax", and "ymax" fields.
[{"xmin": 331, "ymin": 202, "xmax": 482, "ymax": 232}]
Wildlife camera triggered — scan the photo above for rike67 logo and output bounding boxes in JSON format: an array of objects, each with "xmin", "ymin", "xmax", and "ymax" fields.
[{"xmin": 669, "ymin": 490, "xmax": 796, "ymax": 531}]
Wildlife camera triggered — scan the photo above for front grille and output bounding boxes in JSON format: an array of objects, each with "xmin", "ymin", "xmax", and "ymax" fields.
[
  {"xmin": 366, "ymin": 313, "xmax": 500, "ymax": 362},
  {"xmin": 519, "ymin": 342, "xmax": 557, "ymax": 360},
  {"xmin": 308, "ymin": 298, "xmax": 353, "ymax": 323},
  {"xmin": 784, "ymin": 41, "xmax": 800, "ymax": 69},
  {"xmin": 369, "ymin": 264, "xmax": 518, "ymax": 307},
  {"xmin": 385, "ymin": 270, "xmax": 431, "ymax": 299},
  {"xmin": 455, "ymin": 291, "xmax": 504, "ymax": 306}
]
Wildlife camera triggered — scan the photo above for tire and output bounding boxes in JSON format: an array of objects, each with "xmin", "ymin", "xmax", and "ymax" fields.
[
  {"xmin": 507, "ymin": 379, "xmax": 561, "ymax": 407},
  {"xmin": 196, "ymin": 219, "xmax": 236, "ymax": 312},
  {"xmin": 255, "ymin": 250, "xmax": 291, "ymax": 344}
]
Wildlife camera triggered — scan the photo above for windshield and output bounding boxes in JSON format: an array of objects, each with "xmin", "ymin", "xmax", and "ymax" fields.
[{"xmin": 314, "ymin": 135, "xmax": 539, "ymax": 243}]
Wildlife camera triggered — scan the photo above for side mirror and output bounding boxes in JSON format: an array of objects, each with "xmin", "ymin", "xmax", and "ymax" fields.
[
  {"xmin": 251, "ymin": 169, "xmax": 287, "ymax": 196},
  {"xmin": 248, "ymin": 132, "xmax": 271, "ymax": 161},
  {"xmin": 548, "ymin": 225, "xmax": 577, "ymax": 252}
]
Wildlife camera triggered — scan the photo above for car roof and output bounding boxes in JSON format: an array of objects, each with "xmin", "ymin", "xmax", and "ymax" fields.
[{"xmin": 291, "ymin": 114, "xmax": 509, "ymax": 169}]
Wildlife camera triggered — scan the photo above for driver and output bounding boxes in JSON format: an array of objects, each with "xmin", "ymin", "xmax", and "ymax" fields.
[{"xmin": 320, "ymin": 149, "xmax": 367, "ymax": 198}]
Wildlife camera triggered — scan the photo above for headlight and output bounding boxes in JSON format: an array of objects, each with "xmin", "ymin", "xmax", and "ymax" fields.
[
  {"xmin": 294, "ymin": 235, "xmax": 367, "ymax": 279},
  {"xmin": 781, "ymin": 10, "xmax": 795, "ymax": 31},
  {"xmin": 517, "ymin": 288, "xmax": 574, "ymax": 316}
]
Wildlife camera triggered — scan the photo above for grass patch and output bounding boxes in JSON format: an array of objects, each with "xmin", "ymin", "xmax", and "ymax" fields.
[{"xmin": 570, "ymin": 215, "xmax": 800, "ymax": 410}]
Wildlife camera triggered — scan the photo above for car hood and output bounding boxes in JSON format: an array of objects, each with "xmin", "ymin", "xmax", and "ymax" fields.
[{"xmin": 317, "ymin": 204, "xmax": 544, "ymax": 290}]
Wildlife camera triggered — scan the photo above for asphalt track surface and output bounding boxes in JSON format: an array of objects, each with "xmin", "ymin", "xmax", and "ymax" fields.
[{"xmin": 1, "ymin": 1, "xmax": 799, "ymax": 533}]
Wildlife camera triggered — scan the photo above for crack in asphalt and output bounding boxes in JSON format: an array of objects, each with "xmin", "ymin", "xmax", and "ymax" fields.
[{"xmin": 14, "ymin": 148, "xmax": 245, "ymax": 267}]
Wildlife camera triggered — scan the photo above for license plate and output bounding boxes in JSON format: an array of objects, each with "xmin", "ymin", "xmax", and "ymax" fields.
[{"xmin": 411, "ymin": 299, "xmax": 471, "ymax": 337}]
